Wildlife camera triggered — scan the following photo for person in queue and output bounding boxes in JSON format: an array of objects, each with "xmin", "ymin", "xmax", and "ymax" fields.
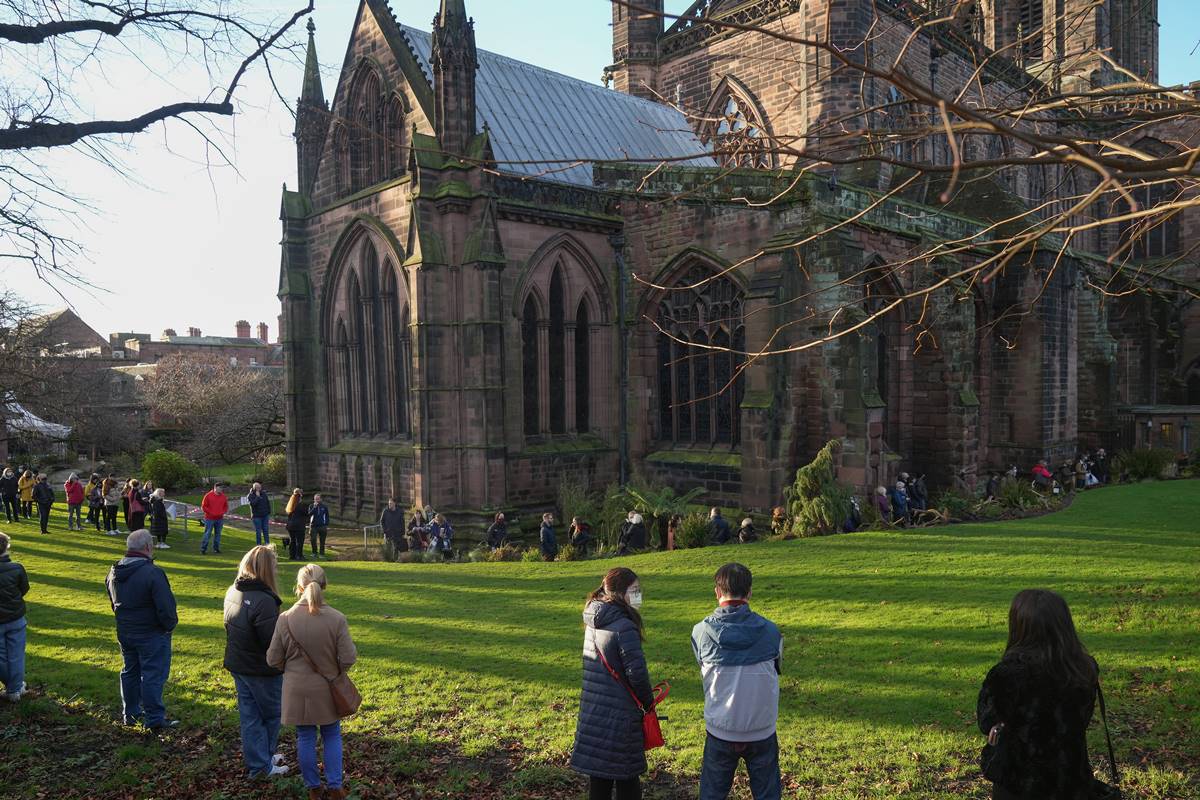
[
  {"xmin": 570, "ymin": 567, "xmax": 655, "ymax": 800},
  {"xmin": 267, "ymin": 564, "xmax": 357, "ymax": 800}
]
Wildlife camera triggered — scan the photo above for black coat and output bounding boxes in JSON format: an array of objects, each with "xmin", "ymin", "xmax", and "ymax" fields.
[
  {"xmin": 709, "ymin": 515, "xmax": 733, "ymax": 544},
  {"xmin": 247, "ymin": 490, "xmax": 271, "ymax": 518},
  {"xmin": 380, "ymin": 507, "xmax": 406, "ymax": 541},
  {"xmin": 105, "ymin": 557, "xmax": 178, "ymax": 639},
  {"xmin": 149, "ymin": 497, "xmax": 170, "ymax": 535},
  {"xmin": 222, "ymin": 578, "xmax": 283, "ymax": 677},
  {"xmin": 0, "ymin": 555, "xmax": 29, "ymax": 624},
  {"xmin": 0, "ymin": 474, "xmax": 17, "ymax": 498},
  {"xmin": 540, "ymin": 522, "xmax": 558, "ymax": 558},
  {"xmin": 977, "ymin": 657, "xmax": 1098, "ymax": 799},
  {"xmin": 617, "ymin": 521, "xmax": 647, "ymax": 553},
  {"xmin": 570, "ymin": 601, "xmax": 654, "ymax": 781},
  {"xmin": 32, "ymin": 482, "xmax": 54, "ymax": 505},
  {"xmin": 486, "ymin": 521, "xmax": 507, "ymax": 548},
  {"xmin": 286, "ymin": 501, "xmax": 310, "ymax": 533}
]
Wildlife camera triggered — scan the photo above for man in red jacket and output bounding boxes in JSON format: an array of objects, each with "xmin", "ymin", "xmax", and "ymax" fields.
[{"xmin": 200, "ymin": 483, "xmax": 229, "ymax": 555}]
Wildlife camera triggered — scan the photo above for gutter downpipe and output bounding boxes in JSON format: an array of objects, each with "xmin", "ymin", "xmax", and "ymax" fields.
[{"xmin": 610, "ymin": 233, "xmax": 630, "ymax": 485}]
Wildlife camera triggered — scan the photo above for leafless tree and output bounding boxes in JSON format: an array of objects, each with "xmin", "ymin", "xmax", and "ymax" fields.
[
  {"xmin": 1, "ymin": 0, "xmax": 314, "ymax": 284},
  {"xmin": 142, "ymin": 353, "xmax": 284, "ymax": 464}
]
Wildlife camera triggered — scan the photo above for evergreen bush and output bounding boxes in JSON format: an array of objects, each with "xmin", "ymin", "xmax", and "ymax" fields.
[
  {"xmin": 786, "ymin": 440, "xmax": 851, "ymax": 536},
  {"xmin": 259, "ymin": 453, "xmax": 287, "ymax": 486},
  {"xmin": 674, "ymin": 513, "xmax": 710, "ymax": 549},
  {"xmin": 140, "ymin": 449, "xmax": 202, "ymax": 490},
  {"xmin": 1114, "ymin": 448, "xmax": 1176, "ymax": 481}
]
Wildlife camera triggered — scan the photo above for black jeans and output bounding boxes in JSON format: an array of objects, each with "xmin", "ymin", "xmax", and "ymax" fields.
[
  {"xmin": 89, "ymin": 504, "xmax": 103, "ymax": 530},
  {"xmin": 2, "ymin": 495, "xmax": 17, "ymax": 522},
  {"xmin": 310, "ymin": 526, "xmax": 327, "ymax": 555},
  {"xmin": 37, "ymin": 502, "xmax": 52, "ymax": 532},
  {"xmin": 589, "ymin": 777, "xmax": 640, "ymax": 800},
  {"xmin": 104, "ymin": 505, "xmax": 119, "ymax": 532},
  {"xmin": 21, "ymin": 501, "xmax": 32, "ymax": 518}
]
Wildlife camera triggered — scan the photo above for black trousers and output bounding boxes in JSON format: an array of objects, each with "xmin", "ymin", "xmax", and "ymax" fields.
[
  {"xmin": 37, "ymin": 502, "xmax": 51, "ymax": 532},
  {"xmin": 89, "ymin": 504, "xmax": 103, "ymax": 529},
  {"xmin": 310, "ymin": 526, "xmax": 327, "ymax": 555},
  {"xmin": 21, "ymin": 501, "xmax": 32, "ymax": 518},
  {"xmin": 104, "ymin": 505, "xmax": 119, "ymax": 532},
  {"xmin": 287, "ymin": 528, "xmax": 306, "ymax": 560},
  {"xmin": 589, "ymin": 777, "xmax": 640, "ymax": 800},
  {"xmin": 2, "ymin": 495, "xmax": 17, "ymax": 521}
]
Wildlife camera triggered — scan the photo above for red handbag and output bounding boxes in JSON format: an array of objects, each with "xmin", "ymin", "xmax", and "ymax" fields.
[{"xmin": 596, "ymin": 644, "xmax": 670, "ymax": 750}]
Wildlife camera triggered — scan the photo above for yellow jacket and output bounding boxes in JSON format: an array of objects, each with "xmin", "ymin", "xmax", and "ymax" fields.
[{"xmin": 18, "ymin": 475, "xmax": 35, "ymax": 501}]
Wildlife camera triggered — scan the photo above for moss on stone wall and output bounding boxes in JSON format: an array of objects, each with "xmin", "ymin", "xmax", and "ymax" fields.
[{"xmin": 645, "ymin": 449, "xmax": 742, "ymax": 469}]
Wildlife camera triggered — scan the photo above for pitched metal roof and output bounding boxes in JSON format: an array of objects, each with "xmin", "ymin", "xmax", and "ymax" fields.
[{"xmin": 399, "ymin": 25, "xmax": 715, "ymax": 186}]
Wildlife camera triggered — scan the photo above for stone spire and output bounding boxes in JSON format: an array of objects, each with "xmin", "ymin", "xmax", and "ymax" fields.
[
  {"xmin": 295, "ymin": 17, "xmax": 329, "ymax": 195},
  {"xmin": 431, "ymin": 0, "xmax": 478, "ymax": 156}
]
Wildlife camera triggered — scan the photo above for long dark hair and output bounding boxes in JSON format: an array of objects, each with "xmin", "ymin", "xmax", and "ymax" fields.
[
  {"xmin": 1004, "ymin": 589, "xmax": 1097, "ymax": 688},
  {"xmin": 586, "ymin": 567, "xmax": 643, "ymax": 639}
]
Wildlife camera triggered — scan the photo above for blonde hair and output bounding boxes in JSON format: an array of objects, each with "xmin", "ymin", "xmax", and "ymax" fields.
[
  {"xmin": 237, "ymin": 545, "xmax": 279, "ymax": 596},
  {"xmin": 286, "ymin": 488, "xmax": 301, "ymax": 515},
  {"xmin": 295, "ymin": 563, "xmax": 327, "ymax": 615}
]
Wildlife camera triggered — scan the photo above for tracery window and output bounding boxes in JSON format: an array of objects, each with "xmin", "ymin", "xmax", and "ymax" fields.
[
  {"xmin": 656, "ymin": 266, "xmax": 745, "ymax": 446},
  {"xmin": 521, "ymin": 297, "xmax": 540, "ymax": 436},
  {"xmin": 326, "ymin": 234, "xmax": 413, "ymax": 442},
  {"xmin": 863, "ymin": 263, "xmax": 902, "ymax": 450},
  {"xmin": 385, "ymin": 95, "xmax": 408, "ymax": 178},
  {"xmin": 575, "ymin": 301, "xmax": 590, "ymax": 433},
  {"xmin": 882, "ymin": 86, "xmax": 919, "ymax": 164},
  {"xmin": 346, "ymin": 65, "xmax": 383, "ymax": 193},
  {"xmin": 703, "ymin": 83, "xmax": 773, "ymax": 169},
  {"xmin": 549, "ymin": 269, "xmax": 567, "ymax": 435},
  {"xmin": 1119, "ymin": 140, "xmax": 1181, "ymax": 259},
  {"xmin": 1018, "ymin": 0, "xmax": 1044, "ymax": 64}
]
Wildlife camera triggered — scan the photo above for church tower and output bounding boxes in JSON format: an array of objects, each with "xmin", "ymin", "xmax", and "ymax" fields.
[
  {"xmin": 432, "ymin": 0, "xmax": 478, "ymax": 156},
  {"xmin": 609, "ymin": 0, "xmax": 661, "ymax": 101},
  {"xmin": 294, "ymin": 18, "xmax": 328, "ymax": 196}
]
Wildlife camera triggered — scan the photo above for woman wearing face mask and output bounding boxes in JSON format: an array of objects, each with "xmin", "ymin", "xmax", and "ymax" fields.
[{"xmin": 570, "ymin": 567, "xmax": 655, "ymax": 800}]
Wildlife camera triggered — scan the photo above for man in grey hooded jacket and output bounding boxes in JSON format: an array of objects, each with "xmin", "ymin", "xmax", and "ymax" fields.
[{"xmin": 691, "ymin": 562, "xmax": 783, "ymax": 800}]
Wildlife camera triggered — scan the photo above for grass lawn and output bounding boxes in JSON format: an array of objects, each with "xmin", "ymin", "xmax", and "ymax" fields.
[{"xmin": 0, "ymin": 481, "xmax": 1197, "ymax": 799}]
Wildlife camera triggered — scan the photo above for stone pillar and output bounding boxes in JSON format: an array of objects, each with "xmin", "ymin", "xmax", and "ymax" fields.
[{"xmin": 564, "ymin": 322, "xmax": 577, "ymax": 434}]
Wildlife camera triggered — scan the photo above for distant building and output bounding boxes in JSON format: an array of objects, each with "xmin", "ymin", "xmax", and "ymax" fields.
[
  {"xmin": 111, "ymin": 321, "xmax": 283, "ymax": 366},
  {"xmin": 24, "ymin": 309, "xmax": 110, "ymax": 357}
]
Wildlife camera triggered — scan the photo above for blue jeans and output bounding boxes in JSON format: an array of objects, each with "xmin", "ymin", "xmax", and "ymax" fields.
[
  {"xmin": 118, "ymin": 632, "xmax": 172, "ymax": 726},
  {"xmin": 232, "ymin": 673, "xmax": 282, "ymax": 776},
  {"xmin": 0, "ymin": 617, "xmax": 27, "ymax": 695},
  {"xmin": 252, "ymin": 516, "xmax": 271, "ymax": 545},
  {"xmin": 296, "ymin": 721, "xmax": 343, "ymax": 789},
  {"xmin": 699, "ymin": 732, "xmax": 781, "ymax": 800},
  {"xmin": 201, "ymin": 519, "xmax": 224, "ymax": 552}
]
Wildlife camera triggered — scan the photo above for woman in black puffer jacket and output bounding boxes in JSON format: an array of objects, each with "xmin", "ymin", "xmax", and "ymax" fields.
[
  {"xmin": 570, "ymin": 567, "xmax": 654, "ymax": 800},
  {"xmin": 977, "ymin": 589, "xmax": 1102, "ymax": 799}
]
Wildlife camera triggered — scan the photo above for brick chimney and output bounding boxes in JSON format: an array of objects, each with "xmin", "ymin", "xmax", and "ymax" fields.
[
  {"xmin": 161, "ymin": 328, "xmax": 177, "ymax": 340},
  {"xmin": 187, "ymin": 326, "xmax": 201, "ymax": 338},
  {"xmin": 256, "ymin": 322, "xmax": 269, "ymax": 342},
  {"xmin": 236, "ymin": 320, "xmax": 251, "ymax": 338}
]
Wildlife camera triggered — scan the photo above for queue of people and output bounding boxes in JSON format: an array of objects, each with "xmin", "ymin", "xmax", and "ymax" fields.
[{"xmin": 1, "ymin": 516, "xmax": 1122, "ymax": 800}]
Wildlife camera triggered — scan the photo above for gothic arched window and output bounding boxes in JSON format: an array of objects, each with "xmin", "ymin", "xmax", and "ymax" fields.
[
  {"xmin": 549, "ymin": 268, "xmax": 566, "ymax": 435},
  {"xmin": 1019, "ymin": 0, "xmax": 1044, "ymax": 64},
  {"xmin": 703, "ymin": 81, "xmax": 772, "ymax": 169},
  {"xmin": 656, "ymin": 265, "xmax": 746, "ymax": 446},
  {"xmin": 1119, "ymin": 140, "xmax": 1181, "ymax": 259},
  {"xmin": 382, "ymin": 264, "xmax": 411, "ymax": 437},
  {"xmin": 521, "ymin": 296, "xmax": 540, "ymax": 436},
  {"xmin": 385, "ymin": 95, "xmax": 407, "ymax": 178},
  {"xmin": 334, "ymin": 320, "xmax": 351, "ymax": 435},
  {"xmin": 347, "ymin": 65, "xmax": 383, "ymax": 192},
  {"xmin": 347, "ymin": 273, "xmax": 368, "ymax": 433},
  {"xmin": 863, "ymin": 263, "xmax": 903, "ymax": 449},
  {"xmin": 332, "ymin": 123, "xmax": 350, "ymax": 195},
  {"xmin": 882, "ymin": 85, "xmax": 918, "ymax": 163}
]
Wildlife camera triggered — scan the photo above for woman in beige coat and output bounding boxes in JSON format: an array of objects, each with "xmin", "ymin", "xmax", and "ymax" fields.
[{"xmin": 266, "ymin": 564, "xmax": 356, "ymax": 800}]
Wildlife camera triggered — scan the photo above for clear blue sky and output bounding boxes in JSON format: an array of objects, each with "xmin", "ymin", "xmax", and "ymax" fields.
[{"xmin": 6, "ymin": 1, "xmax": 1197, "ymax": 341}]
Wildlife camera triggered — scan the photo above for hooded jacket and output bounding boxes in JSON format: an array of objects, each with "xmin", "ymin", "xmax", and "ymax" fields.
[
  {"xmin": 17, "ymin": 474, "xmax": 35, "ymax": 502},
  {"xmin": 570, "ymin": 600, "xmax": 654, "ymax": 780},
  {"xmin": 0, "ymin": 471, "xmax": 19, "ymax": 497},
  {"xmin": 104, "ymin": 556, "xmax": 178, "ymax": 639},
  {"xmin": 32, "ymin": 481, "xmax": 54, "ymax": 505},
  {"xmin": 0, "ymin": 554, "xmax": 30, "ymax": 624},
  {"xmin": 691, "ymin": 603, "xmax": 783, "ymax": 743},
  {"xmin": 223, "ymin": 578, "xmax": 283, "ymax": 677},
  {"xmin": 64, "ymin": 479, "xmax": 85, "ymax": 505},
  {"xmin": 308, "ymin": 502, "xmax": 330, "ymax": 528}
]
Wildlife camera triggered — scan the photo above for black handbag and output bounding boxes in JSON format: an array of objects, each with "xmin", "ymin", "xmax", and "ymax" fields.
[{"xmin": 1091, "ymin": 684, "xmax": 1122, "ymax": 799}]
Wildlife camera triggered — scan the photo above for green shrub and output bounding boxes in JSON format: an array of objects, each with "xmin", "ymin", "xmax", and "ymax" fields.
[
  {"xmin": 140, "ymin": 449, "xmax": 202, "ymax": 490},
  {"xmin": 933, "ymin": 488, "xmax": 975, "ymax": 521},
  {"xmin": 596, "ymin": 482, "xmax": 630, "ymax": 550},
  {"xmin": 998, "ymin": 480, "xmax": 1047, "ymax": 511},
  {"xmin": 675, "ymin": 513, "xmax": 710, "ymax": 549},
  {"xmin": 486, "ymin": 545, "xmax": 524, "ymax": 563},
  {"xmin": 557, "ymin": 476, "xmax": 599, "ymax": 531},
  {"xmin": 786, "ymin": 440, "xmax": 851, "ymax": 536},
  {"xmin": 1114, "ymin": 448, "xmax": 1176, "ymax": 481},
  {"xmin": 521, "ymin": 547, "xmax": 544, "ymax": 563},
  {"xmin": 557, "ymin": 544, "xmax": 579, "ymax": 562},
  {"xmin": 258, "ymin": 453, "xmax": 287, "ymax": 486}
]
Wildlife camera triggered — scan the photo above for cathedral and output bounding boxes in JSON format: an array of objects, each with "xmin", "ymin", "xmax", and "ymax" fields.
[{"xmin": 278, "ymin": 0, "xmax": 1197, "ymax": 522}]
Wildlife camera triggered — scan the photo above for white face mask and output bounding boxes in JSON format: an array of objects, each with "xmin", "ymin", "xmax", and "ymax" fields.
[{"xmin": 627, "ymin": 590, "xmax": 643, "ymax": 610}]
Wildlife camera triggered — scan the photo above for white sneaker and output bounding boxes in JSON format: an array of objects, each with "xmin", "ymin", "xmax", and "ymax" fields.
[
  {"xmin": 272, "ymin": 753, "xmax": 284, "ymax": 767},
  {"xmin": 5, "ymin": 682, "xmax": 26, "ymax": 701},
  {"xmin": 161, "ymin": 543, "xmax": 170, "ymax": 550},
  {"xmin": 267, "ymin": 764, "xmax": 290, "ymax": 777}
]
